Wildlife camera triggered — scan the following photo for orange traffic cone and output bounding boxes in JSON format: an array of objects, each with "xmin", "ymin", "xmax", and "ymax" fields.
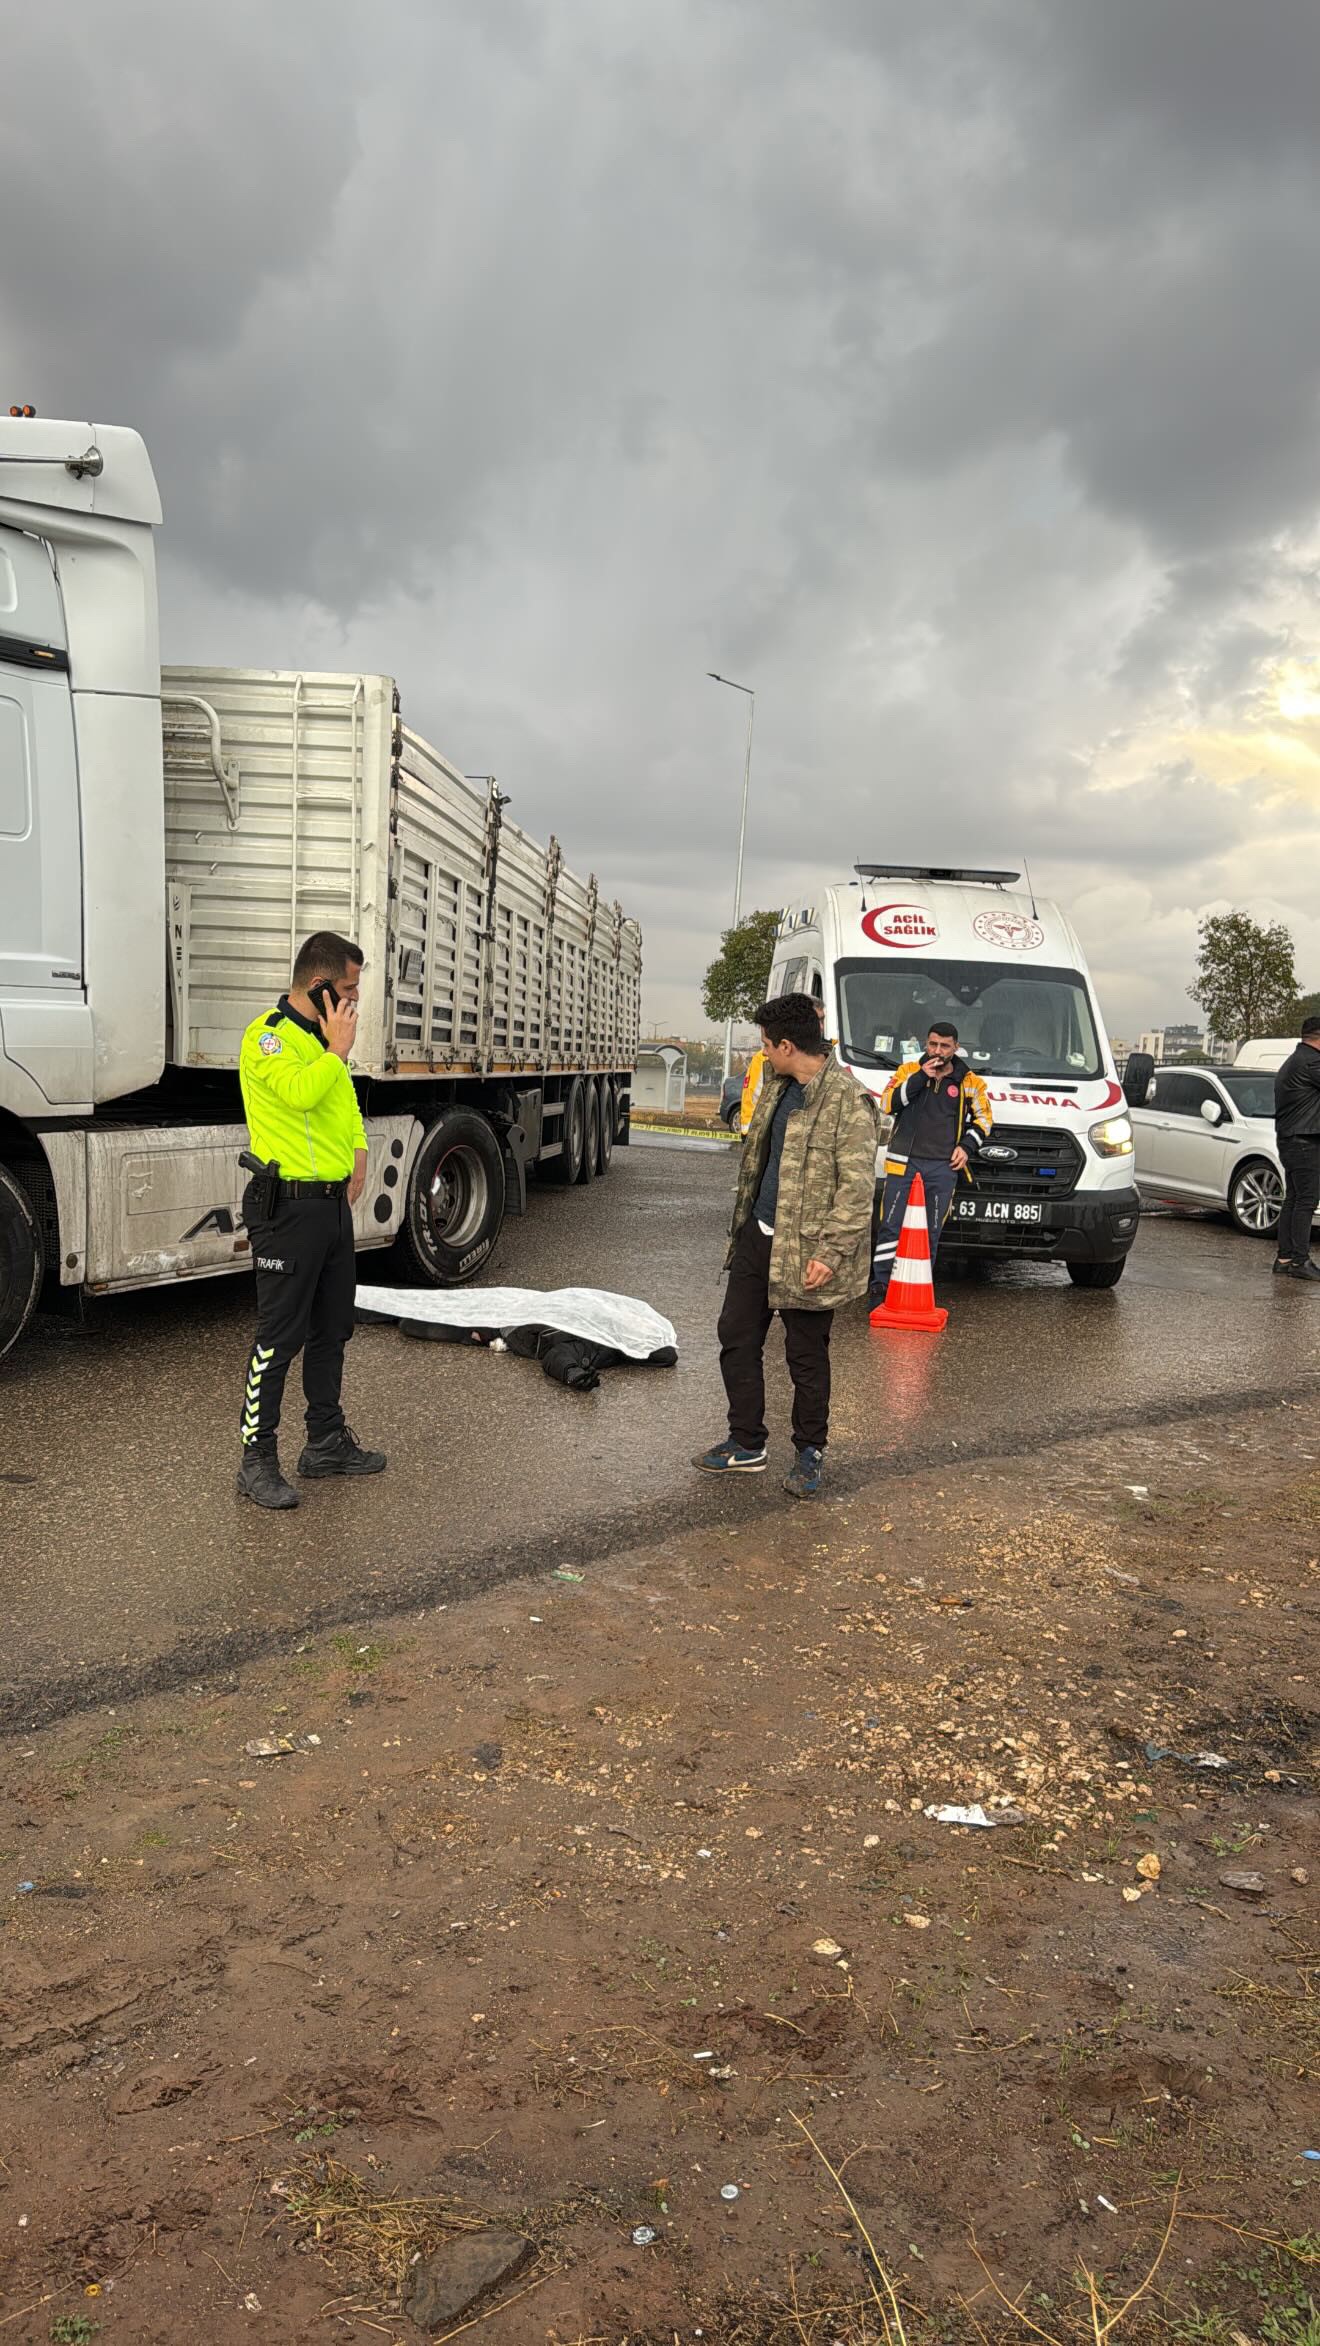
[{"xmin": 869, "ymin": 1172, "xmax": 949, "ymax": 1334}]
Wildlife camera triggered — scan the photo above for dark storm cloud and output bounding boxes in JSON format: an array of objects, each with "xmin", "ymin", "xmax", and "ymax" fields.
[{"xmin": 6, "ymin": 0, "xmax": 1320, "ymax": 1030}]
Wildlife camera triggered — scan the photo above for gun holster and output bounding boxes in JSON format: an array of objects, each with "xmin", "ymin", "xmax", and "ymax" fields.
[{"xmin": 238, "ymin": 1151, "xmax": 282, "ymax": 1222}]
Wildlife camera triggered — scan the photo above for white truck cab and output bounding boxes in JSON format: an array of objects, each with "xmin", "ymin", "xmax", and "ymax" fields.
[
  {"xmin": 0, "ymin": 412, "xmax": 640, "ymax": 1356},
  {"xmin": 768, "ymin": 865, "xmax": 1140, "ymax": 1286}
]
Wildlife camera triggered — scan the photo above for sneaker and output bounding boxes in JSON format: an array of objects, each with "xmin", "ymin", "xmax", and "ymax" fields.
[
  {"xmin": 236, "ymin": 1441, "xmax": 299, "ymax": 1511},
  {"xmin": 1287, "ymin": 1261, "xmax": 1320, "ymax": 1283},
  {"xmin": 297, "ymin": 1424, "xmax": 388, "ymax": 1477},
  {"xmin": 783, "ymin": 1445, "xmax": 824, "ymax": 1500},
  {"xmin": 693, "ymin": 1441, "xmax": 768, "ymax": 1474},
  {"xmin": 1273, "ymin": 1256, "xmax": 1294, "ymax": 1275}
]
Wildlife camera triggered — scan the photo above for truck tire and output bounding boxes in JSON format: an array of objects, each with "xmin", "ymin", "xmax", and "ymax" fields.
[
  {"xmin": 577, "ymin": 1083, "xmax": 601, "ymax": 1184},
  {"xmin": 1228, "ymin": 1157, "xmax": 1283, "ymax": 1239},
  {"xmin": 546, "ymin": 1079, "xmax": 585, "ymax": 1185},
  {"xmin": 1067, "ymin": 1258, "xmax": 1126, "ymax": 1289},
  {"xmin": 0, "ymin": 1165, "xmax": 43, "ymax": 1357},
  {"xmin": 399, "ymin": 1109, "xmax": 506, "ymax": 1285},
  {"xmin": 597, "ymin": 1079, "xmax": 614, "ymax": 1173}
]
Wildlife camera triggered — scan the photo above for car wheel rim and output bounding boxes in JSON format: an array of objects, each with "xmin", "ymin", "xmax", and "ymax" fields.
[
  {"xmin": 428, "ymin": 1146, "xmax": 488, "ymax": 1248},
  {"xmin": 1236, "ymin": 1168, "xmax": 1282, "ymax": 1232}
]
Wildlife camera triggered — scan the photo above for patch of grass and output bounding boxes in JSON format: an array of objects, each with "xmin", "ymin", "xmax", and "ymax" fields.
[
  {"xmin": 51, "ymin": 2320, "xmax": 99, "ymax": 2345},
  {"xmin": 1229, "ymin": 2235, "xmax": 1320, "ymax": 2344},
  {"xmin": 1219, "ymin": 1971, "xmax": 1320, "ymax": 2065},
  {"xmin": 330, "ymin": 1635, "xmax": 385, "ymax": 1672},
  {"xmin": 1158, "ymin": 2233, "xmax": 1320, "ymax": 2346},
  {"xmin": 56, "ymin": 1722, "xmax": 135, "ymax": 1799},
  {"xmin": 1208, "ymin": 1825, "xmax": 1263, "ymax": 1858},
  {"xmin": 1168, "ymin": 2312, "xmax": 1236, "ymax": 2343},
  {"xmin": 291, "ymin": 2108, "xmax": 352, "ymax": 2145},
  {"xmin": 280, "ymin": 2155, "xmax": 522, "ymax": 2299}
]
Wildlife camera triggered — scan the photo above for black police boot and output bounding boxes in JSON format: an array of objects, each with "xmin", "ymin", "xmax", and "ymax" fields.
[
  {"xmin": 297, "ymin": 1423, "xmax": 388, "ymax": 1478},
  {"xmin": 236, "ymin": 1439, "xmax": 299, "ymax": 1510},
  {"xmin": 1288, "ymin": 1259, "xmax": 1320, "ymax": 1282}
]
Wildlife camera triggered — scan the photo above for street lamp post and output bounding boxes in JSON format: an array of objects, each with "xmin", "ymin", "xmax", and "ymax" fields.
[{"xmin": 707, "ymin": 671, "xmax": 756, "ymax": 1082}]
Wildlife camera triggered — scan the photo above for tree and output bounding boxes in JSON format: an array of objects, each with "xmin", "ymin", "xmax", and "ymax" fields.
[
  {"xmin": 1189, "ymin": 911, "xmax": 1297, "ymax": 1048},
  {"xmin": 1293, "ymin": 989, "xmax": 1320, "ymax": 1028},
  {"xmin": 702, "ymin": 909, "xmax": 781, "ymax": 1025}
]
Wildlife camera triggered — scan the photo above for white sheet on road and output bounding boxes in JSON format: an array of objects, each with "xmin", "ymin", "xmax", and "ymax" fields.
[{"xmin": 355, "ymin": 1283, "xmax": 678, "ymax": 1361}]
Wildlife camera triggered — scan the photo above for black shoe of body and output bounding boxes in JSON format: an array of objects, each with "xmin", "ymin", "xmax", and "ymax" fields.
[
  {"xmin": 297, "ymin": 1425, "xmax": 388, "ymax": 1478},
  {"xmin": 1288, "ymin": 1260, "xmax": 1320, "ymax": 1282},
  {"xmin": 236, "ymin": 1442, "xmax": 299, "ymax": 1510},
  {"xmin": 1273, "ymin": 1256, "xmax": 1294, "ymax": 1275}
]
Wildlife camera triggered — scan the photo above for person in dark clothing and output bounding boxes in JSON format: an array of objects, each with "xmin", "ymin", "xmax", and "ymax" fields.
[
  {"xmin": 1272, "ymin": 1017, "xmax": 1320, "ymax": 1279},
  {"xmin": 694, "ymin": 993, "xmax": 877, "ymax": 1500},
  {"xmin": 870, "ymin": 1022, "xmax": 992, "ymax": 1303}
]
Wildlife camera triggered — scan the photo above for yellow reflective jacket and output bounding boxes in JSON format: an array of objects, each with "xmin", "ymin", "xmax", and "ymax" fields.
[
  {"xmin": 739, "ymin": 1050, "xmax": 767, "ymax": 1133},
  {"xmin": 881, "ymin": 1053, "xmax": 992, "ymax": 1181},
  {"xmin": 239, "ymin": 998, "xmax": 367, "ymax": 1180}
]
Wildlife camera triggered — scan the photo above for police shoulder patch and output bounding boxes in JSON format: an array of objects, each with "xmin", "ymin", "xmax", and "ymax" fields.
[{"xmin": 259, "ymin": 1033, "xmax": 283, "ymax": 1056}]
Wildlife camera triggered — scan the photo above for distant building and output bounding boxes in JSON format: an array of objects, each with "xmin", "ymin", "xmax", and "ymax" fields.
[
  {"xmin": 1136, "ymin": 1022, "xmax": 1221, "ymax": 1064},
  {"xmin": 1109, "ymin": 1036, "xmax": 1132, "ymax": 1071}
]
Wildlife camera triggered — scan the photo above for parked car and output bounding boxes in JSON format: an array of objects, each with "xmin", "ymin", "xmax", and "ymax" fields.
[
  {"xmin": 1128, "ymin": 1062, "xmax": 1306, "ymax": 1238},
  {"xmin": 719, "ymin": 1075, "xmax": 744, "ymax": 1132}
]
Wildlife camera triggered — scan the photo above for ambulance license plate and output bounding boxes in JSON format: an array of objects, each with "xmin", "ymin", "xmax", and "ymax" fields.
[{"xmin": 956, "ymin": 1198, "xmax": 1043, "ymax": 1224}]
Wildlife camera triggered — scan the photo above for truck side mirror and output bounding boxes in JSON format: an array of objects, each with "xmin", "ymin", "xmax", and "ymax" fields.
[{"xmin": 1122, "ymin": 1051, "xmax": 1155, "ymax": 1109}]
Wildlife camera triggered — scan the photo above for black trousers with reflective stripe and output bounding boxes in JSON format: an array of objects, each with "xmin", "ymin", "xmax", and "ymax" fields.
[{"xmin": 241, "ymin": 1187, "xmax": 357, "ymax": 1446}]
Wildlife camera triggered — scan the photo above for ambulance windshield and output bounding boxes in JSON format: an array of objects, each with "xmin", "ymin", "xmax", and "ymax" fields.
[{"xmin": 835, "ymin": 958, "xmax": 1104, "ymax": 1079}]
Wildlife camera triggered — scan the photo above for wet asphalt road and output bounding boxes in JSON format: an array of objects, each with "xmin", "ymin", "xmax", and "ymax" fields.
[{"xmin": 4, "ymin": 1137, "xmax": 1319, "ymax": 1727}]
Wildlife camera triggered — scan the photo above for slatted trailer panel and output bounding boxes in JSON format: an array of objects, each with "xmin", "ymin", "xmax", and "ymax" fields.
[{"xmin": 161, "ymin": 668, "xmax": 640, "ymax": 1078}]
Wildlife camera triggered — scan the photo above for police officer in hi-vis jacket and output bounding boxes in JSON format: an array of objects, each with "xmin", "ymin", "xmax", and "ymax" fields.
[{"xmin": 235, "ymin": 931, "xmax": 386, "ymax": 1511}]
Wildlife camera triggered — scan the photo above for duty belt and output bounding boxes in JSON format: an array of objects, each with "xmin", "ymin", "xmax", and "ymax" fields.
[{"xmin": 280, "ymin": 1177, "xmax": 350, "ymax": 1198}]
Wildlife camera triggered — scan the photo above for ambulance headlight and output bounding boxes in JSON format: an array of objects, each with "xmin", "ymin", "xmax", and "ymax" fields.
[{"xmin": 1089, "ymin": 1113, "xmax": 1133, "ymax": 1157}]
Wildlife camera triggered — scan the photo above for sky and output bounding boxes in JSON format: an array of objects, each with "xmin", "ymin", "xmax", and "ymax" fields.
[{"xmin": 6, "ymin": 0, "xmax": 1320, "ymax": 1041}]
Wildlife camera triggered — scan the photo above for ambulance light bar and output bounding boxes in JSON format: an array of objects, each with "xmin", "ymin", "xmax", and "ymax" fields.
[{"xmin": 854, "ymin": 864, "xmax": 1020, "ymax": 886}]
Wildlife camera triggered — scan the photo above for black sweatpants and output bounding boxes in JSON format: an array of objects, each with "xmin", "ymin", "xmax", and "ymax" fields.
[
  {"xmin": 1277, "ymin": 1136, "xmax": 1320, "ymax": 1263},
  {"xmin": 241, "ymin": 1186, "xmax": 357, "ymax": 1446},
  {"xmin": 718, "ymin": 1220, "xmax": 833, "ymax": 1453}
]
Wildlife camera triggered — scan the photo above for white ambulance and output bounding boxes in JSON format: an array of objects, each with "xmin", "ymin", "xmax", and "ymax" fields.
[{"xmin": 766, "ymin": 865, "xmax": 1140, "ymax": 1287}]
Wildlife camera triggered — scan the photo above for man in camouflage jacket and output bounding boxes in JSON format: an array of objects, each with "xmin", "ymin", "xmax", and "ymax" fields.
[{"xmin": 696, "ymin": 992, "xmax": 878, "ymax": 1499}]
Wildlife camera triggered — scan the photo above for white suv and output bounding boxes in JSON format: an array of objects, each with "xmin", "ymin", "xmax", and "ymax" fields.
[{"xmin": 1130, "ymin": 1063, "xmax": 1304, "ymax": 1239}]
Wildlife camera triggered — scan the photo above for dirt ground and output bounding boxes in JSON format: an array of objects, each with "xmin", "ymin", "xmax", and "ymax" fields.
[{"xmin": 2, "ymin": 1401, "xmax": 1317, "ymax": 2346}]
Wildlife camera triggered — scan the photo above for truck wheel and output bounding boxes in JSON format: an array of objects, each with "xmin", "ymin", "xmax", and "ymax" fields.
[
  {"xmin": 1228, "ymin": 1157, "xmax": 1283, "ymax": 1238},
  {"xmin": 0, "ymin": 1165, "xmax": 43, "ymax": 1357},
  {"xmin": 577, "ymin": 1083, "xmax": 601, "ymax": 1184},
  {"xmin": 1067, "ymin": 1259, "xmax": 1126, "ymax": 1289},
  {"xmin": 597, "ymin": 1080, "xmax": 614, "ymax": 1174},
  {"xmin": 400, "ymin": 1110, "xmax": 506, "ymax": 1285},
  {"xmin": 546, "ymin": 1079, "xmax": 585, "ymax": 1185}
]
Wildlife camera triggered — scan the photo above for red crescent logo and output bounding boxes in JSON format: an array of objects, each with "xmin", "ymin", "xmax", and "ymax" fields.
[
  {"xmin": 1096, "ymin": 1079, "xmax": 1124, "ymax": 1111},
  {"xmin": 861, "ymin": 902, "xmax": 939, "ymax": 950}
]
